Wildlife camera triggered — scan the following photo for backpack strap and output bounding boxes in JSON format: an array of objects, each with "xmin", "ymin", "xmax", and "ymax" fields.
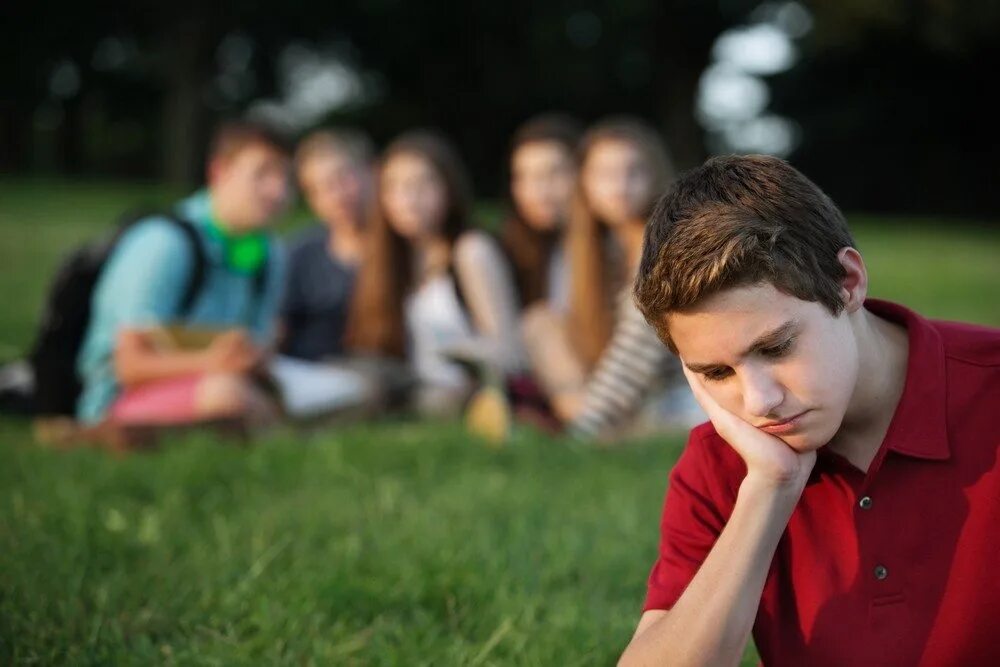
[
  {"xmin": 166, "ymin": 213, "xmax": 270, "ymax": 326},
  {"xmin": 129, "ymin": 210, "xmax": 269, "ymax": 325},
  {"xmin": 159, "ymin": 215, "xmax": 208, "ymax": 316},
  {"xmin": 112, "ymin": 209, "xmax": 209, "ymax": 317},
  {"xmin": 165, "ymin": 215, "xmax": 271, "ymax": 320}
]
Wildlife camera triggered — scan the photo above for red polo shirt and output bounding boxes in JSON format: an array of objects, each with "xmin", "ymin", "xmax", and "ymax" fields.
[{"xmin": 643, "ymin": 299, "xmax": 1000, "ymax": 666}]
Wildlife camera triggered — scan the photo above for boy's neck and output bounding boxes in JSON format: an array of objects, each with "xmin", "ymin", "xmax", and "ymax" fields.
[
  {"xmin": 326, "ymin": 219, "xmax": 364, "ymax": 266},
  {"xmin": 827, "ymin": 307, "xmax": 910, "ymax": 471},
  {"xmin": 208, "ymin": 192, "xmax": 244, "ymax": 235}
]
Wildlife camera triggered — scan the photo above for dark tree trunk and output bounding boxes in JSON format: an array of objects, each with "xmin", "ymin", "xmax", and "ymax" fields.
[
  {"xmin": 648, "ymin": 2, "xmax": 726, "ymax": 170},
  {"xmin": 657, "ymin": 57, "xmax": 709, "ymax": 171},
  {"xmin": 0, "ymin": 103, "xmax": 31, "ymax": 172},
  {"xmin": 158, "ymin": 15, "xmax": 215, "ymax": 186}
]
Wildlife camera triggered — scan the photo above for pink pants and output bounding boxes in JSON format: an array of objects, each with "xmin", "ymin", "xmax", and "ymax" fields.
[{"xmin": 109, "ymin": 374, "xmax": 203, "ymax": 425}]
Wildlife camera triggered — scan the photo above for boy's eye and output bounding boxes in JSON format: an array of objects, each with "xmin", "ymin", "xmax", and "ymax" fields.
[
  {"xmin": 760, "ymin": 338, "xmax": 794, "ymax": 358},
  {"xmin": 703, "ymin": 367, "xmax": 734, "ymax": 382}
]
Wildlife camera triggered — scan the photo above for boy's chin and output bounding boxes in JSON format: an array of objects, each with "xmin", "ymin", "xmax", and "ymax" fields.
[
  {"xmin": 779, "ymin": 433, "xmax": 828, "ymax": 453},
  {"xmin": 776, "ymin": 412, "xmax": 841, "ymax": 453}
]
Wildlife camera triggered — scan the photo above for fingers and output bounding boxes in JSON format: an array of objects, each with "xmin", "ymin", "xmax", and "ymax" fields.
[
  {"xmin": 681, "ymin": 365, "xmax": 758, "ymax": 446},
  {"xmin": 681, "ymin": 366, "xmax": 727, "ymax": 424}
]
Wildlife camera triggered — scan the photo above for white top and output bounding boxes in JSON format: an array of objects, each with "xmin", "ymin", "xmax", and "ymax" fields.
[
  {"xmin": 404, "ymin": 274, "xmax": 474, "ymax": 389},
  {"xmin": 546, "ymin": 242, "xmax": 570, "ymax": 313}
]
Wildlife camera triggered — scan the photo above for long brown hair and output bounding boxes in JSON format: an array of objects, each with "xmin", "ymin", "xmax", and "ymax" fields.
[
  {"xmin": 345, "ymin": 131, "xmax": 473, "ymax": 357},
  {"xmin": 500, "ymin": 114, "xmax": 582, "ymax": 306},
  {"xmin": 567, "ymin": 117, "xmax": 675, "ymax": 369}
]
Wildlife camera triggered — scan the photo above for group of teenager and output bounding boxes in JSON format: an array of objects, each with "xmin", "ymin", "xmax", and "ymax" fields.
[
  {"xmin": 66, "ymin": 113, "xmax": 703, "ymax": 443},
  {"xmin": 31, "ymin": 105, "xmax": 1000, "ymax": 663}
]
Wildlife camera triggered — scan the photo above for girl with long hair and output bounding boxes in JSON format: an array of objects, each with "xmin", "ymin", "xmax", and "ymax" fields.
[
  {"xmin": 522, "ymin": 117, "xmax": 700, "ymax": 439},
  {"xmin": 345, "ymin": 130, "xmax": 523, "ymax": 415},
  {"xmin": 500, "ymin": 114, "xmax": 581, "ymax": 310}
]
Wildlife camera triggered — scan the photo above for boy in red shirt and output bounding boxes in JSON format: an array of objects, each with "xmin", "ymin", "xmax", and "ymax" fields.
[{"xmin": 620, "ymin": 155, "xmax": 1000, "ymax": 666}]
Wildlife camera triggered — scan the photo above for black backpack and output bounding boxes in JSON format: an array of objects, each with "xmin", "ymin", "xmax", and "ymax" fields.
[{"xmin": 27, "ymin": 211, "xmax": 210, "ymax": 416}]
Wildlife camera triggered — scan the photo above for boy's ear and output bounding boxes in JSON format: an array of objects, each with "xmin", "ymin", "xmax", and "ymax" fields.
[
  {"xmin": 206, "ymin": 154, "xmax": 230, "ymax": 187},
  {"xmin": 837, "ymin": 247, "xmax": 868, "ymax": 313}
]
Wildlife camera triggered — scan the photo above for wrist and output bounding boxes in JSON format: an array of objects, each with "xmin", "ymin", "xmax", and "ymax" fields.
[
  {"xmin": 552, "ymin": 391, "xmax": 583, "ymax": 422},
  {"xmin": 740, "ymin": 471, "xmax": 807, "ymax": 507},
  {"xmin": 195, "ymin": 348, "xmax": 219, "ymax": 372}
]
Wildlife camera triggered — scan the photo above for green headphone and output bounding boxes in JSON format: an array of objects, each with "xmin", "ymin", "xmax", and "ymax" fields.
[{"xmin": 205, "ymin": 216, "xmax": 268, "ymax": 274}]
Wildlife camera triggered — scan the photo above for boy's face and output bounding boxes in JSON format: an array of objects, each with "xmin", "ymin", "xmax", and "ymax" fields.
[
  {"xmin": 210, "ymin": 142, "xmax": 292, "ymax": 232},
  {"xmin": 300, "ymin": 151, "xmax": 370, "ymax": 230},
  {"xmin": 668, "ymin": 282, "xmax": 860, "ymax": 452}
]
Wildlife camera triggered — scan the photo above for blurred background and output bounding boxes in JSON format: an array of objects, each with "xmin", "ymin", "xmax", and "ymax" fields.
[
  {"xmin": 3, "ymin": 0, "xmax": 998, "ymax": 213},
  {"xmin": 1, "ymin": 2, "xmax": 998, "ymax": 665}
]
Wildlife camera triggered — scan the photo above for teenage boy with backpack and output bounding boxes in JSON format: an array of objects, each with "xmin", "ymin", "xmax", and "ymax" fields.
[
  {"xmin": 60, "ymin": 120, "xmax": 290, "ymax": 430},
  {"xmin": 619, "ymin": 155, "xmax": 1000, "ymax": 665}
]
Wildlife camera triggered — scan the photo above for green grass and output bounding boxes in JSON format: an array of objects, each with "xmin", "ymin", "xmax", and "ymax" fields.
[
  {"xmin": 0, "ymin": 420, "xmax": 679, "ymax": 665},
  {"xmin": 1, "ymin": 178, "xmax": 998, "ymax": 665}
]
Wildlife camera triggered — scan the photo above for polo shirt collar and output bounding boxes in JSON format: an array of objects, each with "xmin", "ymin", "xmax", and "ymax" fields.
[{"xmin": 865, "ymin": 299, "xmax": 950, "ymax": 461}]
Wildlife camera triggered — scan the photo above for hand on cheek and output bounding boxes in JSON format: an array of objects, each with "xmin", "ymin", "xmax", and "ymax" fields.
[{"xmin": 682, "ymin": 366, "xmax": 816, "ymax": 490}]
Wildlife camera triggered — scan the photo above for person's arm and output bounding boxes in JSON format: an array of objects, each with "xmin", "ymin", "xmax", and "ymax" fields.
[
  {"xmin": 95, "ymin": 218, "xmax": 200, "ymax": 386},
  {"xmin": 568, "ymin": 295, "xmax": 670, "ymax": 438},
  {"xmin": 519, "ymin": 302, "xmax": 588, "ymax": 418},
  {"xmin": 114, "ymin": 328, "xmax": 261, "ymax": 387},
  {"xmin": 452, "ymin": 231, "xmax": 526, "ymax": 373},
  {"xmin": 620, "ymin": 478, "xmax": 802, "ymax": 666},
  {"xmin": 618, "ymin": 369, "xmax": 816, "ymax": 667},
  {"xmin": 98, "ymin": 219, "xmax": 261, "ymax": 387},
  {"xmin": 114, "ymin": 330, "xmax": 211, "ymax": 386}
]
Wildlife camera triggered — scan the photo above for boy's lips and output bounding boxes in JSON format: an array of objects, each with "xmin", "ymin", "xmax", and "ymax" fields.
[{"xmin": 758, "ymin": 410, "xmax": 810, "ymax": 434}]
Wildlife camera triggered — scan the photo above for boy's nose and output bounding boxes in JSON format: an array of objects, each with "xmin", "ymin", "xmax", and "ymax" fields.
[{"xmin": 741, "ymin": 370, "xmax": 784, "ymax": 419}]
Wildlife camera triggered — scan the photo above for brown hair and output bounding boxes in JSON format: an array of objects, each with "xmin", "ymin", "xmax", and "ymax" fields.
[
  {"xmin": 209, "ymin": 119, "xmax": 292, "ymax": 162},
  {"xmin": 344, "ymin": 130, "xmax": 473, "ymax": 357},
  {"xmin": 633, "ymin": 154, "xmax": 856, "ymax": 348},
  {"xmin": 501, "ymin": 114, "xmax": 582, "ymax": 306},
  {"xmin": 567, "ymin": 117, "xmax": 675, "ymax": 369},
  {"xmin": 294, "ymin": 128, "xmax": 374, "ymax": 179}
]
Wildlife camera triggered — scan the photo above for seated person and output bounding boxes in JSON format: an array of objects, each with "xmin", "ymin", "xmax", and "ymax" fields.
[
  {"xmin": 500, "ymin": 113, "xmax": 581, "ymax": 310},
  {"xmin": 344, "ymin": 130, "xmax": 524, "ymax": 417},
  {"xmin": 465, "ymin": 114, "xmax": 581, "ymax": 437},
  {"xmin": 521, "ymin": 117, "xmax": 699, "ymax": 441},
  {"xmin": 620, "ymin": 155, "xmax": 1000, "ymax": 665},
  {"xmin": 75, "ymin": 120, "xmax": 290, "ymax": 429},
  {"xmin": 281, "ymin": 128, "xmax": 373, "ymax": 361}
]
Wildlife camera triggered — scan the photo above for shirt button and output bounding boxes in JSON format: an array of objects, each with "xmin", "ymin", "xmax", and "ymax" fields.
[
  {"xmin": 874, "ymin": 565, "xmax": 888, "ymax": 580},
  {"xmin": 859, "ymin": 496, "xmax": 873, "ymax": 510}
]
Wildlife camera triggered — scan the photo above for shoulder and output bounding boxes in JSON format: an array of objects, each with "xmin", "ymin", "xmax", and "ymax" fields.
[
  {"xmin": 113, "ymin": 216, "xmax": 197, "ymax": 264},
  {"xmin": 286, "ymin": 225, "xmax": 327, "ymax": 258},
  {"xmin": 934, "ymin": 318, "xmax": 1000, "ymax": 368},
  {"xmin": 453, "ymin": 229, "xmax": 503, "ymax": 266}
]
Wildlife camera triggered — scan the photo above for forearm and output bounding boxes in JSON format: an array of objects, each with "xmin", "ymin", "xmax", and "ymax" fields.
[
  {"xmin": 620, "ymin": 477, "xmax": 802, "ymax": 667},
  {"xmin": 454, "ymin": 233, "xmax": 527, "ymax": 372},
  {"xmin": 115, "ymin": 346, "xmax": 211, "ymax": 387},
  {"xmin": 521, "ymin": 307, "xmax": 587, "ymax": 406},
  {"xmin": 568, "ymin": 325, "xmax": 665, "ymax": 438}
]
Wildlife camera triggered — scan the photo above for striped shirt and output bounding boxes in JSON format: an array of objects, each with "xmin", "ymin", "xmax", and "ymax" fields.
[{"xmin": 569, "ymin": 289, "xmax": 679, "ymax": 439}]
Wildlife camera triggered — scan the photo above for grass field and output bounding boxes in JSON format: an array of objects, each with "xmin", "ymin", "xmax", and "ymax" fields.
[{"xmin": 1, "ymin": 178, "xmax": 998, "ymax": 665}]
